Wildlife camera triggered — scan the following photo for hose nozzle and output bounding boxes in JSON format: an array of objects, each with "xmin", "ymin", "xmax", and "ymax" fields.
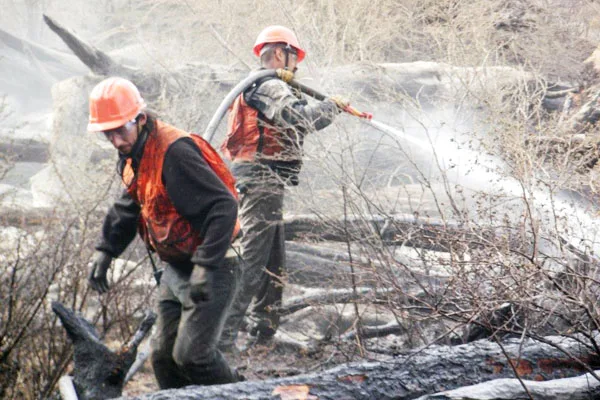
[{"xmin": 343, "ymin": 105, "xmax": 373, "ymax": 120}]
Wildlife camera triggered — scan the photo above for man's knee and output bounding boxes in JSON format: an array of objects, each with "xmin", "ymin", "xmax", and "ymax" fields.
[{"xmin": 172, "ymin": 343, "xmax": 213, "ymax": 368}]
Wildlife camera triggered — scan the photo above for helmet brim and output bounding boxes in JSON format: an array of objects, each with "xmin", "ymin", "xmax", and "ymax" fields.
[
  {"xmin": 87, "ymin": 118, "xmax": 129, "ymax": 133},
  {"xmin": 87, "ymin": 103, "xmax": 144, "ymax": 133}
]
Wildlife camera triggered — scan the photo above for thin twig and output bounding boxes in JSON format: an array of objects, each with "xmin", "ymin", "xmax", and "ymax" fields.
[{"xmin": 492, "ymin": 335, "xmax": 535, "ymax": 400}]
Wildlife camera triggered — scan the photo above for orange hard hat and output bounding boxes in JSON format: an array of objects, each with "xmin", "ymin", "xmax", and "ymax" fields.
[
  {"xmin": 87, "ymin": 77, "xmax": 146, "ymax": 132},
  {"xmin": 253, "ymin": 25, "xmax": 306, "ymax": 62}
]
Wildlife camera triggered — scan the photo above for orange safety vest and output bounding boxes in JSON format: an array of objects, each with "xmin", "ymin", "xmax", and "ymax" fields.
[
  {"xmin": 123, "ymin": 120, "xmax": 240, "ymax": 263},
  {"xmin": 221, "ymin": 88, "xmax": 284, "ymax": 162}
]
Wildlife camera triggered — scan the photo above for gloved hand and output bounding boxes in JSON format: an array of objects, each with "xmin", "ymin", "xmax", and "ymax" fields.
[
  {"xmin": 276, "ymin": 68, "xmax": 295, "ymax": 83},
  {"xmin": 189, "ymin": 265, "xmax": 213, "ymax": 303},
  {"xmin": 329, "ymin": 95, "xmax": 350, "ymax": 111},
  {"xmin": 88, "ymin": 251, "xmax": 113, "ymax": 294}
]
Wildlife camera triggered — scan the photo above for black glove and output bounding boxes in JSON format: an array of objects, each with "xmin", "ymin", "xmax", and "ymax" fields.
[
  {"xmin": 189, "ymin": 265, "xmax": 213, "ymax": 303},
  {"xmin": 88, "ymin": 251, "xmax": 113, "ymax": 294}
]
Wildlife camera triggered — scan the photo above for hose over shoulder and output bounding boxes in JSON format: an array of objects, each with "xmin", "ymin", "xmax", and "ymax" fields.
[
  {"xmin": 202, "ymin": 69, "xmax": 278, "ymax": 144},
  {"xmin": 203, "ymin": 70, "xmax": 370, "ymax": 145}
]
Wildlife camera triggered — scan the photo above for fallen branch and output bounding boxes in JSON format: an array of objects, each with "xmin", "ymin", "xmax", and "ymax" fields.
[
  {"xmin": 284, "ymin": 214, "xmax": 492, "ymax": 252},
  {"xmin": 285, "ymin": 241, "xmax": 447, "ymax": 293},
  {"xmin": 43, "ymin": 15, "xmax": 137, "ymax": 78},
  {"xmin": 340, "ymin": 321, "xmax": 404, "ymax": 341},
  {"xmin": 285, "ymin": 248, "xmax": 357, "ymax": 287},
  {"xmin": 543, "ymin": 87, "xmax": 578, "ymax": 99},
  {"xmin": 276, "ymin": 287, "xmax": 394, "ymax": 316}
]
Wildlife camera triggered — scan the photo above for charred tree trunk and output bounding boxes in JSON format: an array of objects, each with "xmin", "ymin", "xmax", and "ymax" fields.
[
  {"xmin": 42, "ymin": 14, "xmax": 175, "ymax": 101},
  {"xmin": 285, "ymin": 241, "xmax": 446, "ymax": 293},
  {"xmin": 0, "ymin": 27, "xmax": 84, "ymax": 75},
  {"xmin": 52, "ymin": 302, "xmax": 156, "ymax": 400},
  {"xmin": 42, "ymin": 15, "xmax": 138, "ymax": 79},
  {"xmin": 42, "ymin": 14, "xmax": 242, "ymax": 102},
  {"xmin": 416, "ymin": 370, "xmax": 600, "ymax": 399},
  {"xmin": 117, "ymin": 333, "xmax": 600, "ymax": 400},
  {"xmin": 283, "ymin": 214, "xmax": 494, "ymax": 252}
]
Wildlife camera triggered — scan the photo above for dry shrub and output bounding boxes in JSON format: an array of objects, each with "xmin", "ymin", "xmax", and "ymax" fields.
[
  {"xmin": 2, "ymin": 0, "xmax": 600, "ymax": 395},
  {"xmin": 0, "ymin": 165, "xmax": 157, "ymax": 399},
  {"xmin": 279, "ymin": 61, "xmax": 600, "ymax": 365},
  {"xmin": 2, "ymin": 0, "xmax": 592, "ymax": 75}
]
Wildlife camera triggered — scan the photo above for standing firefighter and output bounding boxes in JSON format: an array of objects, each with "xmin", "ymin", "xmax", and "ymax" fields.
[
  {"xmin": 87, "ymin": 77, "xmax": 242, "ymax": 388},
  {"xmin": 220, "ymin": 25, "xmax": 348, "ymax": 348}
]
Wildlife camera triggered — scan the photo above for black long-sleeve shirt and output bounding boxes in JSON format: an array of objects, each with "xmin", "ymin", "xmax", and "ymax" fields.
[{"xmin": 96, "ymin": 136, "xmax": 238, "ymax": 270}]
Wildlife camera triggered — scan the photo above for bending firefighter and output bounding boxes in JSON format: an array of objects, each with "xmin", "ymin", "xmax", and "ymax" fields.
[
  {"xmin": 220, "ymin": 25, "xmax": 349, "ymax": 349},
  {"xmin": 87, "ymin": 77, "xmax": 242, "ymax": 388}
]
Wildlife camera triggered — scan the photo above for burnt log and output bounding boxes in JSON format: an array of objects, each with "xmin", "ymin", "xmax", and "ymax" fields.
[
  {"xmin": 0, "ymin": 26, "xmax": 85, "ymax": 79},
  {"xmin": 340, "ymin": 321, "xmax": 404, "ymax": 341},
  {"xmin": 52, "ymin": 302, "xmax": 156, "ymax": 400},
  {"xmin": 42, "ymin": 14, "xmax": 175, "ymax": 102},
  {"xmin": 276, "ymin": 287, "xmax": 394, "ymax": 316},
  {"xmin": 284, "ymin": 241, "xmax": 386, "ymax": 288},
  {"xmin": 284, "ymin": 214, "xmax": 494, "ymax": 252},
  {"xmin": 285, "ymin": 241, "xmax": 446, "ymax": 293},
  {"xmin": 416, "ymin": 370, "xmax": 600, "ymax": 399},
  {"xmin": 42, "ymin": 15, "xmax": 138, "ymax": 79},
  {"xmin": 0, "ymin": 207, "xmax": 60, "ymax": 228},
  {"xmin": 285, "ymin": 247, "xmax": 355, "ymax": 287},
  {"xmin": 42, "ymin": 14, "xmax": 242, "ymax": 104},
  {"xmin": 117, "ymin": 333, "xmax": 600, "ymax": 400},
  {"xmin": 540, "ymin": 85, "xmax": 578, "ymax": 112}
]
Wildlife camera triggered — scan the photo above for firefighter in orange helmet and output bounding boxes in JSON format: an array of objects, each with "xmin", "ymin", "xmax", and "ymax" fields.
[
  {"xmin": 87, "ymin": 77, "xmax": 242, "ymax": 388},
  {"xmin": 220, "ymin": 26, "xmax": 348, "ymax": 349}
]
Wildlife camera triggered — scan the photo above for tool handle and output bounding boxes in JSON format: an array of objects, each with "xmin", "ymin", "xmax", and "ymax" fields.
[{"xmin": 288, "ymin": 79, "xmax": 372, "ymax": 120}]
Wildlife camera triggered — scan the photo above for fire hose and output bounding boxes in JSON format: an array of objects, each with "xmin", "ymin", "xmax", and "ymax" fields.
[{"xmin": 202, "ymin": 68, "xmax": 373, "ymax": 144}]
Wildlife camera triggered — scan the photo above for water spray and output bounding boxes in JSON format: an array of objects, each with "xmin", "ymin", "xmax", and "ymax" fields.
[
  {"xmin": 312, "ymin": 90, "xmax": 600, "ymax": 260},
  {"xmin": 203, "ymin": 70, "xmax": 600, "ymax": 259}
]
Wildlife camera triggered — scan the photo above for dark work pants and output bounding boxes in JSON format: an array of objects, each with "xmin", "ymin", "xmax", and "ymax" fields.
[
  {"xmin": 151, "ymin": 253, "xmax": 240, "ymax": 389},
  {"xmin": 221, "ymin": 180, "xmax": 286, "ymax": 346}
]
